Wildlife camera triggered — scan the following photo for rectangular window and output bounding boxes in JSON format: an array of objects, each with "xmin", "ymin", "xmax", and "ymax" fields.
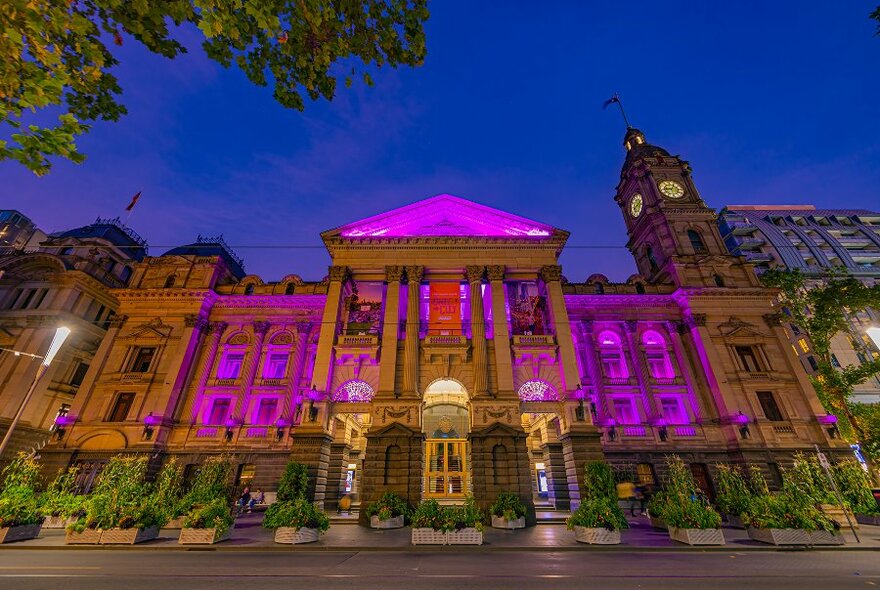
[
  {"xmin": 646, "ymin": 350, "xmax": 673, "ymax": 379},
  {"xmin": 107, "ymin": 392, "xmax": 134, "ymax": 422},
  {"xmin": 757, "ymin": 391, "xmax": 784, "ymax": 422},
  {"xmin": 636, "ymin": 463, "xmax": 656, "ymax": 485},
  {"xmin": 659, "ymin": 396, "xmax": 687, "ymax": 424},
  {"xmin": 797, "ymin": 338, "xmax": 810, "ymax": 353},
  {"xmin": 734, "ymin": 346, "xmax": 762, "ymax": 372},
  {"xmin": 69, "ymin": 362, "xmax": 90, "ymax": 387},
  {"xmin": 255, "ymin": 398, "xmax": 278, "ymax": 425},
  {"xmin": 262, "ymin": 352, "xmax": 289, "ymax": 379},
  {"xmin": 601, "ymin": 354, "xmax": 628, "ymax": 379},
  {"xmin": 611, "ymin": 397, "xmax": 639, "ymax": 424},
  {"xmin": 18, "ymin": 289, "xmax": 35, "ymax": 309},
  {"xmin": 217, "ymin": 352, "xmax": 245, "ymax": 379},
  {"xmin": 129, "ymin": 347, "xmax": 156, "ymax": 373},
  {"xmin": 208, "ymin": 398, "xmax": 231, "ymax": 424}
]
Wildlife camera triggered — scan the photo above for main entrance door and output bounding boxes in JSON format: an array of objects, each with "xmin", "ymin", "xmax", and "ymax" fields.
[{"xmin": 422, "ymin": 379, "xmax": 470, "ymax": 500}]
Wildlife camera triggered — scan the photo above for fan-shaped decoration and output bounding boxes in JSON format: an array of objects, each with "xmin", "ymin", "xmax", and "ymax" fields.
[
  {"xmin": 227, "ymin": 332, "xmax": 250, "ymax": 345},
  {"xmin": 270, "ymin": 331, "xmax": 293, "ymax": 345},
  {"xmin": 333, "ymin": 380, "xmax": 375, "ymax": 403},
  {"xmin": 517, "ymin": 380, "xmax": 558, "ymax": 402}
]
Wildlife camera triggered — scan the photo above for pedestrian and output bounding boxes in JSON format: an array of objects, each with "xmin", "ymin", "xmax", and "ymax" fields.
[
  {"xmin": 247, "ymin": 488, "xmax": 264, "ymax": 512},
  {"xmin": 616, "ymin": 479, "xmax": 635, "ymax": 514},
  {"xmin": 632, "ymin": 484, "xmax": 645, "ymax": 516},
  {"xmin": 237, "ymin": 486, "xmax": 251, "ymax": 512}
]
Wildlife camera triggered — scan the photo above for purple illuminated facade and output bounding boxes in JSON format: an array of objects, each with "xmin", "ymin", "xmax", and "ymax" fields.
[{"xmin": 27, "ymin": 130, "xmax": 847, "ymax": 516}]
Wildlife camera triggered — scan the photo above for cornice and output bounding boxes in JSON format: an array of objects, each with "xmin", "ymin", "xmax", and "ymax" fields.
[
  {"xmin": 213, "ymin": 294, "xmax": 327, "ymax": 309},
  {"xmin": 563, "ymin": 294, "xmax": 678, "ymax": 309}
]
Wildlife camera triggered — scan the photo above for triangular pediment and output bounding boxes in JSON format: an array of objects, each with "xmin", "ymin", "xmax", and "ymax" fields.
[
  {"xmin": 323, "ymin": 194, "xmax": 564, "ymax": 240},
  {"xmin": 121, "ymin": 317, "xmax": 173, "ymax": 340},
  {"xmin": 718, "ymin": 316, "xmax": 767, "ymax": 338}
]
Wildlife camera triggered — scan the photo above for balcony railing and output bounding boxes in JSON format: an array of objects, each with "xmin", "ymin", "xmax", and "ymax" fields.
[
  {"xmin": 512, "ymin": 334, "xmax": 556, "ymax": 346},
  {"xmin": 120, "ymin": 372, "xmax": 149, "ymax": 383},
  {"xmin": 214, "ymin": 378, "xmax": 238, "ymax": 386},
  {"xmin": 338, "ymin": 334, "xmax": 379, "ymax": 346},
  {"xmin": 424, "ymin": 334, "xmax": 467, "ymax": 346},
  {"xmin": 603, "ymin": 377, "xmax": 635, "ymax": 386},
  {"xmin": 260, "ymin": 378, "xmax": 286, "ymax": 387}
]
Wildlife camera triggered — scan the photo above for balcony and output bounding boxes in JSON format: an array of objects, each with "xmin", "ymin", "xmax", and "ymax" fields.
[
  {"xmin": 214, "ymin": 378, "xmax": 239, "ymax": 387},
  {"xmin": 744, "ymin": 252, "xmax": 775, "ymax": 262},
  {"xmin": 338, "ymin": 334, "xmax": 379, "ymax": 347},
  {"xmin": 259, "ymin": 378, "xmax": 287, "ymax": 387},
  {"xmin": 120, "ymin": 372, "xmax": 150, "ymax": 383},
  {"xmin": 726, "ymin": 220, "xmax": 758, "ymax": 235},
  {"xmin": 512, "ymin": 334, "xmax": 556, "ymax": 346},
  {"xmin": 648, "ymin": 377, "xmax": 685, "ymax": 387},
  {"xmin": 737, "ymin": 237, "xmax": 766, "ymax": 250},
  {"xmin": 603, "ymin": 377, "xmax": 637, "ymax": 387},
  {"xmin": 424, "ymin": 334, "xmax": 467, "ymax": 346},
  {"xmin": 334, "ymin": 333, "xmax": 380, "ymax": 363}
]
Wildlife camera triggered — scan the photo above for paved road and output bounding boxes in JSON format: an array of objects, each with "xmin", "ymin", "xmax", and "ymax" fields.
[{"xmin": 0, "ymin": 549, "xmax": 878, "ymax": 589}]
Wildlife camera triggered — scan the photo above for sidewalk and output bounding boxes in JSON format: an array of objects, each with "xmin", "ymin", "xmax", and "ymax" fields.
[{"xmin": 2, "ymin": 512, "xmax": 879, "ymax": 551}]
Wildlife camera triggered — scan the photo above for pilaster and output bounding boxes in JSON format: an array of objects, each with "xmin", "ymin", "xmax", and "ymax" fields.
[
  {"xmin": 488, "ymin": 265, "xmax": 514, "ymax": 396},
  {"xmin": 467, "ymin": 265, "xmax": 488, "ymax": 397},
  {"xmin": 311, "ymin": 265, "xmax": 350, "ymax": 395},
  {"xmin": 540, "ymin": 265, "xmax": 579, "ymax": 394},
  {"xmin": 378, "ymin": 266, "xmax": 404, "ymax": 397},
  {"xmin": 403, "ymin": 265, "xmax": 424, "ymax": 397}
]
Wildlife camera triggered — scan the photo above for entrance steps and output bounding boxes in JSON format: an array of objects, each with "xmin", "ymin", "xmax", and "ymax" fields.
[{"xmin": 535, "ymin": 509, "xmax": 571, "ymax": 524}]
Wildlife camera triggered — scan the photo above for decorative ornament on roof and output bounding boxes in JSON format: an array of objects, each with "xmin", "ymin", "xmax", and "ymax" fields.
[{"xmin": 196, "ymin": 234, "xmax": 245, "ymax": 271}]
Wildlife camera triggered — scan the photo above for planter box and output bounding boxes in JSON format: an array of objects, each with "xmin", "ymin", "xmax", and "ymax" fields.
[
  {"xmin": 43, "ymin": 515, "xmax": 76, "ymax": 529},
  {"xmin": 0, "ymin": 524, "xmax": 42, "ymax": 543},
  {"xmin": 100, "ymin": 526, "xmax": 159, "ymax": 545},
  {"xmin": 856, "ymin": 514, "xmax": 880, "ymax": 526},
  {"xmin": 411, "ymin": 528, "xmax": 448, "ymax": 545},
  {"xmin": 370, "ymin": 515, "xmax": 404, "ymax": 529},
  {"xmin": 807, "ymin": 530, "xmax": 845, "ymax": 546},
  {"xmin": 164, "ymin": 516, "xmax": 187, "ymax": 529},
  {"xmin": 179, "ymin": 526, "xmax": 232, "ymax": 545},
  {"xmin": 649, "ymin": 516, "xmax": 667, "ymax": 530},
  {"xmin": 446, "ymin": 528, "xmax": 483, "ymax": 545},
  {"xmin": 820, "ymin": 504, "xmax": 858, "ymax": 530},
  {"xmin": 274, "ymin": 527, "xmax": 319, "ymax": 544},
  {"xmin": 573, "ymin": 526, "xmax": 621, "ymax": 545},
  {"xmin": 65, "ymin": 528, "xmax": 103, "ymax": 544},
  {"xmin": 669, "ymin": 527, "xmax": 725, "ymax": 546},
  {"xmin": 747, "ymin": 527, "xmax": 809, "ymax": 545},
  {"xmin": 491, "ymin": 515, "xmax": 525, "ymax": 529},
  {"xmin": 725, "ymin": 514, "xmax": 745, "ymax": 529}
]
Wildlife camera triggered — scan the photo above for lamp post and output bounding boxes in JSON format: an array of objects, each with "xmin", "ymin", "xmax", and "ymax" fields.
[{"xmin": 0, "ymin": 326, "xmax": 71, "ymax": 458}]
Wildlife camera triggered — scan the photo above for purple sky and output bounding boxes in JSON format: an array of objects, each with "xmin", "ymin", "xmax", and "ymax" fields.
[{"xmin": 2, "ymin": 1, "xmax": 879, "ymax": 282}]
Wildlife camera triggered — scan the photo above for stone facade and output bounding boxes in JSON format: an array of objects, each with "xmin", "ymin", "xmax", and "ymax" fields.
[{"xmin": 13, "ymin": 131, "xmax": 847, "ymax": 515}]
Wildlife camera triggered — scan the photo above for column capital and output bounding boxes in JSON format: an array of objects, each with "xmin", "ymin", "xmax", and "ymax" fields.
[
  {"xmin": 762, "ymin": 313, "xmax": 783, "ymax": 328},
  {"xmin": 405, "ymin": 265, "xmax": 424, "ymax": 284},
  {"xmin": 254, "ymin": 320, "xmax": 271, "ymax": 336},
  {"xmin": 208, "ymin": 321, "xmax": 228, "ymax": 335},
  {"xmin": 684, "ymin": 313, "xmax": 707, "ymax": 329},
  {"xmin": 580, "ymin": 319, "xmax": 594, "ymax": 332},
  {"xmin": 185, "ymin": 314, "xmax": 209, "ymax": 331},
  {"xmin": 486, "ymin": 265, "xmax": 506, "ymax": 282},
  {"xmin": 539, "ymin": 265, "xmax": 563, "ymax": 283},
  {"xmin": 294, "ymin": 320, "xmax": 312, "ymax": 336},
  {"xmin": 623, "ymin": 319, "xmax": 639, "ymax": 334},
  {"xmin": 385, "ymin": 265, "xmax": 405, "ymax": 283},
  {"xmin": 107, "ymin": 314, "xmax": 129, "ymax": 329},
  {"xmin": 328, "ymin": 265, "xmax": 351, "ymax": 282},
  {"xmin": 465, "ymin": 265, "xmax": 485, "ymax": 284}
]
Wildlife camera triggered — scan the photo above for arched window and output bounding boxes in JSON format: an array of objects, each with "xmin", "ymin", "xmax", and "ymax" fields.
[
  {"xmin": 492, "ymin": 444, "xmax": 509, "ymax": 486},
  {"xmin": 635, "ymin": 283, "xmax": 646, "ymax": 294},
  {"xmin": 714, "ymin": 274, "xmax": 725, "ymax": 287},
  {"xmin": 598, "ymin": 330, "xmax": 629, "ymax": 379},
  {"xmin": 384, "ymin": 444, "xmax": 401, "ymax": 485},
  {"xmin": 517, "ymin": 380, "xmax": 558, "ymax": 401},
  {"xmin": 332, "ymin": 379, "xmax": 375, "ymax": 402},
  {"xmin": 642, "ymin": 330, "xmax": 674, "ymax": 379},
  {"xmin": 646, "ymin": 246, "xmax": 659, "ymax": 272},
  {"xmin": 687, "ymin": 230, "xmax": 707, "ymax": 254},
  {"xmin": 285, "ymin": 283, "xmax": 295, "ymax": 295},
  {"xmin": 244, "ymin": 283, "xmax": 255, "ymax": 295},
  {"xmin": 594, "ymin": 283, "xmax": 605, "ymax": 294},
  {"xmin": 164, "ymin": 275, "xmax": 176, "ymax": 288}
]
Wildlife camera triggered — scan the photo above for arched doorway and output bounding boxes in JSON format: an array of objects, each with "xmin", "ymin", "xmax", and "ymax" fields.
[{"xmin": 422, "ymin": 379, "xmax": 471, "ymax": 500}]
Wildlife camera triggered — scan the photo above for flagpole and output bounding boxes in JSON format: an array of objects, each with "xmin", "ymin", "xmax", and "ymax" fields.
[{"xmin": 613, "ymin": 94, "xmax": 632, "ymax": 129}]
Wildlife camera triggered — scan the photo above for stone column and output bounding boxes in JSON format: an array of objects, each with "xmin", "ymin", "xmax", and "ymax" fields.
[
  {"xmin": 542, "ymin": 441, "xmax": 570, "ymax": 510},
  {"xmin": 577, "ymin": 320, "xmax": 608, "ymax": 423},
  {"xmin": 183, "ymin": 321, "xmax": 227, "ymax": 423},
  {"xmin": 540, "ymin": 265, "xmax": 580, "ymax": 394},
  {"xmin": 288, "ymin": 432, "xmax": 333, "ymax": 508},
  {"xmin": 378, "ymin": 266, "xmax": 404, "ymax": 397},
  {"xmin": 467, "ymin": 265, "xmax": 488, "ymax": 397},
  {"xmin": 311, "ymin": 266, "xmax": 350, "ymax": 395},
  {"xmin": 624, "ymin": 320, "xmax": 658, "ymax": 421},
  {"xmin": 325, "ymin": 441, "xmax": 351, "ymax": 512},
  {"xmin": 488, "ymin": 265, "xmax": 514, "ymax": 396},
  {"xmin": 234, "ymin": 321, "xmax": 270, "ymax": 422},
  {"xmin": 164, "ymin": 314, "xmax": 209, "ymax": 423},
  {"xmin": 559, "ymin": 429, "xmax": 605, "ymax": 510},
  {"xmin": 357, "ymin": 423, "xmax": 424, "ymax": 525},
  {"xmin": 283, "ymin": 322, "xmax": 311, "ymax": 423},
  {"xmin": 469, "ymin": 424, "xmax": 536, "ymax": 525},
  {"xmin": 665, "ymin": 320, "xmax": 704, "ymax": 421},
  {"xmin": 403, "ymin": 265, "xmax": 424, "ymax": 397}
]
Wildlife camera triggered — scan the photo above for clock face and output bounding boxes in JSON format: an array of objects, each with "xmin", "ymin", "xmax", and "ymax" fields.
[
  {"xmin": 658, "ymin": 180, "xmax": 685, "ymax": 199},
  {"xmin": 629, "ymin": 193, "xmax": 643, "ymax": 218}
]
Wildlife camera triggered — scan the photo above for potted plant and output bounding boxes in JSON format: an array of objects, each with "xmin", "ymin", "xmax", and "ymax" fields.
[
  {"xmin": 645, "ymin": 490, "xmax": 670, "ymax": 530},
  {"xmin": 741, "ymin": 493, "xmax": 838, "ymax": 545},
  {"xmin": 786, "ymin": 453, "xmax": 853, "ymax": 528},
  {"xmin": 263, "ymin": 497, "xmax": 330, "ymax": 544},
  {"xmin": 152, "ymin": 457, "xmax": 186, "ymax": 529},
  {"xmin": 567, "ymin": 461, "xmax": 628, "ymax": 544},
  {"xmin": 833, "ymin": 459, "xmax": 879, "ymax": 526},
  {"xmin": 39, "ymin": 465, "xmax": 83, "ymax": 529},
  {"xmin": 365, "ymin": 491, "xmax": 410, "ymax": 529},
  {"xmin": 661, "ymin": 456, "xmax": 724, "ymax": 546},
  {"xmin": 0, "ymin": 453, "xmax": 44, "ymax": 543},
  {"xmin": 411, "ymin": 497, "xmax": 483, "ymax": 545},
  {"xmin": 66, "ymin": 455, "xmax": 160, "ymax": 544},
  {"xmin": 262, "ymin": 460, "xmax": 329, "ymax": 544},
  {"xmin": 714, "ymin": 464, "xmax": 752, "ymax": 528},
  {"xmin": 489, "ymin": 491, "xmax": 527, "ymax": 529},
  {"xmin": 178, "ymin": 456, "xmax": 235, "ymax": 544}
]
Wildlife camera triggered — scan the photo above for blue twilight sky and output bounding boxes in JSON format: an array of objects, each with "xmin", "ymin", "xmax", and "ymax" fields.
[{"xmin": 2, "ymin": 1, "xmax": 879, "ymax": 282}]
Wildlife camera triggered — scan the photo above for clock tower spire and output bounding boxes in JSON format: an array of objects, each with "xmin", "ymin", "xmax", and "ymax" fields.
[{"xmin": 613, "ymin": 128, "xmax": 759, "ymax": 289}]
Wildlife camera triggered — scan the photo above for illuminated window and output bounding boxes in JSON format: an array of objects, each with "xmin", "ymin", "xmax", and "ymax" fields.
[
  {"xmin": 217, "ymin": 351, "xmax": 245, "ymax": 379},
  {"xmin": 642, "ymin": 330, "xmax": 674, "ymax": 379},
  {"xmin": 517, "ymin": 380, "xmax": 558, "ymax": 401},
  {"xmin": 798, "ymin": 338, "xmax": 810, "ymax": 353},
  {"xmin": 598, "ymin": 330, "xmax": 628, "ymax": 379},
  {"xmin": 659, "ymin": 396, "xmax": 687, "ymax": 424},
  {"xmin": 636, "ymin": 463, "xmax": 656, "ymax": 485},
  {"xmin": 254, "ymin": 398, "xmax": 278, "ymax": 425},
  {"xmin": 263, "ymin": 352, "xmax": 288, "ymax": 379},
  {"xmin": 611, "ymin": 396, "xmax": 639, "ymax": 424},
  {"xmin": 208, "ymin": 398, "xmax": 231, "ymax": 424},
  {"xmin": 333, "ymin": 380, "xmax": 375, "ymax": 402}
]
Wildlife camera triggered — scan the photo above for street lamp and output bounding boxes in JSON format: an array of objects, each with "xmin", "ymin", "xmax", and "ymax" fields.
[{"xmin": 0, "ymin": 326, "xmax": 71, "ymax": 458}]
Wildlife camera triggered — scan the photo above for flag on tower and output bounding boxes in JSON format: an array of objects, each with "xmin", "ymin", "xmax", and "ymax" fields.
[
  {"xmin": 602, "ymin": 95, "xmax": 620, "ymax": 109},
  {"xmin": 125, "ymin": 191, "xmax": 141, "ymax": 212}
]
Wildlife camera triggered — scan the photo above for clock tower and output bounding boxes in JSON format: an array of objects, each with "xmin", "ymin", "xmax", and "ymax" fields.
[{"xmin": 613, "ymin": 127, "xmax": 759, "ymax": 289}]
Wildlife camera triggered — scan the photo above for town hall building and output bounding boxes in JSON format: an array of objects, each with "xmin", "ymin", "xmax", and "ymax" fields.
[{"xmin": 3, "ymin": 128, "xmax": 846, "ymax": 518}]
